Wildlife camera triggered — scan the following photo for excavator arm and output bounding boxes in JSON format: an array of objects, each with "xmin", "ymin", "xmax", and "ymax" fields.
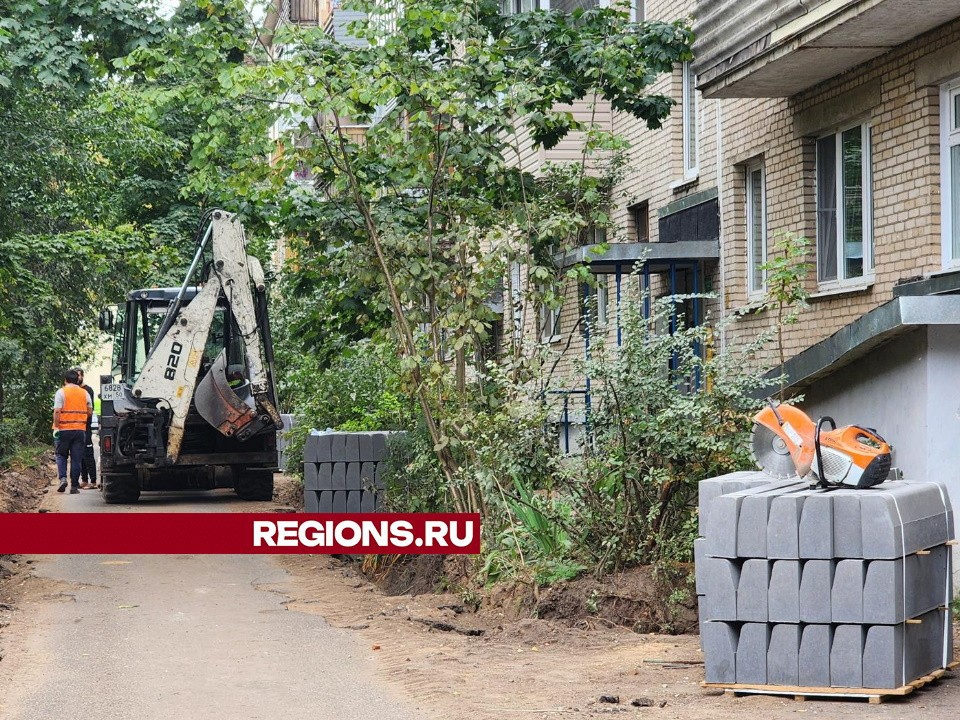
[{"xmin": 131, "ymin": 210, "xmax": 282, "ymax": 464}]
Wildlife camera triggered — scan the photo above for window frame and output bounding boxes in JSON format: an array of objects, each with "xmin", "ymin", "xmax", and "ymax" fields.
[
  {"xmin": 815, "ymin": 122, "xmax": 874, "ymax": 288},
  {"xmin": 682, "ymin": 61, "xmax": 699, "ymax": 179},
  {"xmin": 940, "ymin": 79, "xmax": 960, "ymax": 270},
  {"xmin": 538, "ymin": 289, "xmax": 562, "ymax": 344},
  {"xmin": 630, "ymin": 200, "xmax": 649, "ymax": 242},
  {"xmin": 745, "ymin": 162, "xmax": 767, "ymax": 297}
]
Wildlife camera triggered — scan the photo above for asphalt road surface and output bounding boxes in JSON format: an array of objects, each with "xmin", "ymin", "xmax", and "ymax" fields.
[{"xmin": 1, "ymin": 486, "xmax": 422, "ymax": 720}]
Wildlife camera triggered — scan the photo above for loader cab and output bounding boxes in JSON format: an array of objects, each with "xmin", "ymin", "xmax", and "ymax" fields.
[{"xmin": 111, "ymin": 288, "xmax": 248, "ymax": 388}]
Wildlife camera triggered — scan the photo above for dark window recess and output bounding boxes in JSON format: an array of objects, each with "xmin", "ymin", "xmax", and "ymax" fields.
[
  {"xmin": 629, "ymin": 201, "xmax": 649, "ymax": 242},
  {"xmin": 551, "ymin": 0, "xmax": 599, "ymax": 12},
  {"xmin": 658, "ymin": 198, "xmax": 719, "ymax": 244}
]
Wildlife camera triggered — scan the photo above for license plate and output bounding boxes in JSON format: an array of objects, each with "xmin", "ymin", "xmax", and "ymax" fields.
[{"xmin": 100, "ymin": 383, "xmax": 126, "ymax": 401}]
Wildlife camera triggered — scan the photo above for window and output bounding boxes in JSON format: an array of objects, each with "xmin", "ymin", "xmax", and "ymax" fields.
[
  {"xmin": 550, "ymin": 0, "xmax": 598, "ymax": 11},
  {"xmin": 632, "ymin": 0, "xmax": 644, "ymax": 21},
  {"xmin": 816, "ymin": 124, "xmax": 873, "ymax": 284},
  {"xmin": 539, "ymin": 294, "xmax": 561, "ymax": 342},
  {"xmin": 682, "ymin": 62, "xmax": 698, "ymax": 177},
  {"xmin": 941, "ymin": 81, "xmax": 960, "ymax": 267},
  {"xmin": 500, "ymin": 0, "xmax": 538, "ymax": 15},
  {"xmin": 746, "ymin": 163, "xmax": 766, "ymax": 295},
  {"xmin": 630, "ymin": 201, "xmax": 649, "ymax": 242},
  {"xmin": 596, "ymin": 275, "xmax": 609, "ymax": 325}
]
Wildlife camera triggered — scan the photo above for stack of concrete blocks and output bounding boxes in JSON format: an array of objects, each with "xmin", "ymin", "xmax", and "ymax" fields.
[
  {"xmin": 302, "ymin": 431, "xmax": 395, "ymax": 513},
  {"xmin": 277, "ymin": 414, "xmax": 296, "ymax": 472},
  {"xmin": 697, "ymin": 471, "xmax": 955, "ymax": 690}
]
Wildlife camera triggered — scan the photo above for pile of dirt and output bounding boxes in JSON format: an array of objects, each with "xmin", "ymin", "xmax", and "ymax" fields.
[
  {"xmin": 273, "ymin": 473, "xmax": 304, "ymax": 511},
  {"xmin": 0, "ymin": 453, "xmax": 53, "ymax": 514}
]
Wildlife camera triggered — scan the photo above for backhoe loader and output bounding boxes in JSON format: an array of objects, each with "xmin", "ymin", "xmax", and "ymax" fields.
[{"xmin": 96, "ymin": 210, "xmax": 283, "ymax": 503}]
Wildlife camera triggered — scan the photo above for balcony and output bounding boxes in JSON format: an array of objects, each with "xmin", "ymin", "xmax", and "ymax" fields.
[{"xmin": 693, "ymin": 0, "xmax": 960, "ymax": 98}]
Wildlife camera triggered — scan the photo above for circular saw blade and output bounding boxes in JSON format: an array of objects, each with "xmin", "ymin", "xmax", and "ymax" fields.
[{"xmin": 751, "ymin": 423, "xmax": 800, "ymax": 480}]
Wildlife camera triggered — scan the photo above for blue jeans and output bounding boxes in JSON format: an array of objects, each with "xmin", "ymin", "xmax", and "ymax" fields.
[{"xmin": 55, "ymin": 430, "xmax": 85, "ymax": 487}]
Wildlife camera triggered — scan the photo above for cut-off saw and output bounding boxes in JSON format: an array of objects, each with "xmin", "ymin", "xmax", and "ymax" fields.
[{"xmin": 751, "ymin": 402, "xmax": 892, "ymax": 488}]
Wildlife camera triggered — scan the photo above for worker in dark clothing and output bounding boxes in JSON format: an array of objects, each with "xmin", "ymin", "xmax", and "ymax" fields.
[
  {"xmin": 73, "ymin": 368, "xmax": 98, "ymax": 489},
  {"xmin": 53, "ymin": 369, "xmax": 92, "ymax": 494}
]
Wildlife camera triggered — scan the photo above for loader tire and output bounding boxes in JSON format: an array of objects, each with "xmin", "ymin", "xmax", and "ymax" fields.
[
  {"xmin": 235, "ymin": 469, "xmax": 274, "ymax": 501},
  {"xmin": 102, "ymin": 473, "xmax": 141, "ymax": 504}
]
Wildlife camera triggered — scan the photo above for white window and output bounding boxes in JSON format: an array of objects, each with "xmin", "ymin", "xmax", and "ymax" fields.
[
  {"xmin": 682, "ymin": 61, "xmax": 698, "ymax": 177},
  {"xmin": 816, "ymin": 123, "xmax": 873, "ymax": 284},
  {"xmin": 632, "ymin": 1, "xmax": 644, "ymax": 21},
  {"xmin": 941, "ymin": 81, "xmax": 960, "ymax": 268},
  {"xmin": 501, "ymin": 0, "xmax": 538, "ymax": 14},
  {"xmin": 539, "ymin": 294, "xmax": 561, "ymax": 343},
  {"xmin": 596, "ymin": 275, "xmax": 609, "ymax": 325},
  {"xmin": 746, "ymin": 163, "xmax": 766, "ymax": 295}
]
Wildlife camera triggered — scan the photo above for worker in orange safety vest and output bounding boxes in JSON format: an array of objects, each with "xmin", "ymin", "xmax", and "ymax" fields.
[{"xmin": 53, "ymin": 368, "xmax": 92, "ymax": 494}]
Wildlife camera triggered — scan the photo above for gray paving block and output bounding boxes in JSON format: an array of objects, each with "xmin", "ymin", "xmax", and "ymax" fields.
[
  {"xmin": 694, "ymin": 538, "xmax": 707, "ymax": 595},
  {"xmin": 831, "ymin": 559, "xmax": 865, "ymax": 624},
  {"xmin": 316, "ymin": 462, "xmax": 333, "ymax": 491},
  {"xmin": 303, "ymin": 462, "xmax": 319, "ymax": 491},
  {"xmin": 304, "ymin": 431, "xmax": 332, "ymax": 462},
  {"xmin": 345, "ymin": 462, "xmax": 362, "ymax": 490},
  {"xmin": 697, "ymin": 555, "xmax": 739, "ymax": 621},
  {"xmin": 698, "ymin": 472, "xmax": 775, "ymax": 538},
  {"xmin": 800, "ymin": 560, "xmax": 834, "ymax": 624},
  {"xmin": 832, "ymin": 491, "xmax": 863, "ymax": 558},
  {"xmin": 799, "ymin": 625, "xmax": 832, "ymax": 687},
  {"xmin": 331, "ymin": 462, "xmax": 346, "ymax": 491},
  {"xmin": 304, "ymin": 489, "xmax": 319, "ymax": 513},
  {"xmin": 799, "ymin": 493, "xmax": 834, "ymax": 559},
  {"xmin": 860, "ymin": 482, "xmax": 952, "ymax": 558},
  {"xmin": 906, "ymin": 608, "xmax": 950, "ymax": 681},
  {"xmin": 705, "ymin": 493, "xmax": 742, "ymax": 558},
  {"xmin": 736, "ymin": 559, "xmax": 769, "ymax": 622},
  {"xmin": 767, "ymin": 624, "xmax": 801, "ymax": 685},
  {"xmin": 736, "ymin": 623, "xmax": 770, "ymax": 685},
  {"xmin": 328, "ymin": 433, "xmax": 347, "ymax": 463},
  {"xmin": 373, "ymin": 462, "xmax": 386, "ymax": 490},
  {"xmin": 344, "ymin": 433, "xmax": 361, "ymax": 462},
  {"xmin": 863, "ymin": 625, "xmax": 904, "ymax": 689},
  {"xmin": 701, "ymin": 621, "xmax": 738, "ymax": 684},
  {"xmin": 829, "ymin": 625, "xmax": 864, "ymax": 688},
  {"xmin": 318, "ymin": 490, "xmax": 334, "ymax": 513},
  {"xmin": 737, "ymin": 495, "xmax": 774, "ymax": 558},
  {"xmin": 332, "ymin": 490, "xmax": 347, "ymax": 513},
  {"xmin": 360, "ymin": 462, "xmax": 376, "ymax": 492},
  {"xmin": 768, "ymin": 560, "xmax": 800, "ymax": 623},
  {"xmin": 369, "ymin": 431, "xmax": 390, "ymax": 462},
  {"xmin": 346, "ymin": 489, "xmax": 362, "ymax": 513},
  {"xmin": 361, "ymin": 490, "xmax": 377, "ymax": 513},
  {"xmin": 767, "ymin": 494, "xmax": 803, "ymax": 559},
  {"xmin": 863, "ymin": 545, "xmax": 951, "ymax": 624}
]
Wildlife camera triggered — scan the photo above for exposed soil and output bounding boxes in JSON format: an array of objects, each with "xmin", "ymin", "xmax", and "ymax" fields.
[{"xmin": 0, "ymin": 453, "xmax": 54, "ymax": 514}]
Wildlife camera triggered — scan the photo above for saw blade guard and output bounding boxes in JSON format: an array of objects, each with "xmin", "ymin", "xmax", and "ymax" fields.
[{"xmin": 751, "ymin": 403, "xmax": 817, "ymax": 479}]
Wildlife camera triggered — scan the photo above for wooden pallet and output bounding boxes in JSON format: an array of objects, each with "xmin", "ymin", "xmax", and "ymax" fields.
[{"xmin": 702, "ymin": 662, "xmax": 958, "ymax": 704}]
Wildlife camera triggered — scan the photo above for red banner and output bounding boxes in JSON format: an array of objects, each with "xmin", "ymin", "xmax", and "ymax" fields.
[{"xmin": 0, "ymin": 513, "xmax": 481, "ymax": 554}]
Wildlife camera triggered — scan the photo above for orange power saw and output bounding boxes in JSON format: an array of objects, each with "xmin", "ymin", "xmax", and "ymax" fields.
[{"xmin": 751, "ymin": 402, "xmax": 892, "ymax": 488}]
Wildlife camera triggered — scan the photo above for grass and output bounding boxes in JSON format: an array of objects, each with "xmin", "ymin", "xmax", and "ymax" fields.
[{"xmin": 2, "ymin": 443, "xmax": 50, "ymax": 472}]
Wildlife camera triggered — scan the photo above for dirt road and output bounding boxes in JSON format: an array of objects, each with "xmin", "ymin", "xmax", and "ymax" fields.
[{"xmin": 2, "ymin": 482, "xmax": 959, "ymax": 719}]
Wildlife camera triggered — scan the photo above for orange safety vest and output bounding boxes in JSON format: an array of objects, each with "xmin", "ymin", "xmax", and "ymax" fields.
[{"xmin": 55, "ymin": 384, "xmax": 89, "ymax": 431}]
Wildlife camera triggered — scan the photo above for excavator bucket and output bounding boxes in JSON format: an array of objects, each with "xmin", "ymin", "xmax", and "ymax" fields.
[{"xmin": 195, "ymin": 350, "xmax": 259, "ymax": 440}]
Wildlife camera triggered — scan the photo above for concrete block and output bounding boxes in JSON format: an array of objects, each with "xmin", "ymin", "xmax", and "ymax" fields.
[
  {"xmin": 705, "ymin": 494, "xmax": 742, "ymax": 558},
  {"xmin": 736, "ymin": 623, "xmax": 770, "ymax": 685},
  {"xmin": 328, "ymin": 434, "xmax": 347, "ymax": 463},
  {"xmin": 799, "ymin": 625, "xmax": 832, "ymax": 688},
  {"xmin": 863, "ymin": 625, "xmax": 904, "ymax": 689},
  {"xmin": 345, "ymin": 462, "xmax": 362, "ymax": 490},
  {"xmin": 331, "ymin": 462, "xmax": 346, "ymax": 491},
  {"xmin": 361, "ymin": 490, "xmax": 377, "ymax": 513},
  {"xmin": 767, "ymin": 494, "xmax": 803, "ymax": 559},
  {"xmin": 318, "ymin": 490, "xmax": 334, "ymax": 513},
  {"xmin": 304, "ymin": 431, "xmax": 332, "ymax": 463},
  {"xmin": 736, "ymin": 559, "xmax": 769, "ymax": 622},
  {"xmin": 346, "ymin": 490, "xmax": 362, "ymax": 513},
  {"xmin": 905, "ymin": 608, "xmax": 949, "ymax": 681},
  {"xmin": 694, "ymin": 538, "xmax": 707, "ymax": 595},
  {"xmin": 317, "ymin": 463, "xmax": 333, "ymax": 491},
  {"xmin": 701, "ymin": 621, "xmax": 738, "ymax": 684},
  {"xmin": 304, "ymin": 490, "xmax": 319, "ymax": 513},
  {"xmin": 737, "ymin": 495, "xmax": 773, "ymax": 558},
  {"xmin": 697, "ymin": 471, "xmax": 775, "ymax": 538},
  {"xmin": 829, "ymin": 625, "xmax": 864, "ymax": 688},
  {"xmin": 767, "ymin": 624, "xmax": 801, "ymax": 685},
  {"xmin": 831, "ymin": 559, "xmax": 865, "ymax": 624},
  {"xmin": 799, "ymin": 493, "xmax": 834, "ymax": 559},
  {"xmin": 332, "ymin": 490, "xmax": 347, "ymax": 513},
  {"xmin": 860, "ymin": 482, "xmax": 952, "ymax": 558},
  {"xmin": 800, "ymin": 560, "xmax": 834, "ymax": 624},
  {"xmin": 698, "ymin": 555, "xmax": 740, "ymax": 621},
  {"xmin": 863, "ymin": 545, "xmax": 951, "ymax": 624},
  {"xmin": 373, "ymin": 462, "xmax": 386, "ymax": 491},
  {"xmin": 768, "ymin": 560, "xmax": 800, "ymax": 623},
  {"xmin": 831, "ymin": 491, "xmax": 863, "ymax": 558},
  {"xmin": 344, "ymin": 433, "xmax": 361, "ymax": 462},
  {"xmin": 303, "ymin": 462, "xmax": 319, "ymax": 491},
  {"xmin": 360, "ymin": 462, "xmax": 376, "ymax": 492},
  {"xmin": 369, "ymin": 432, "xmax": 390, "ymax": 462}
]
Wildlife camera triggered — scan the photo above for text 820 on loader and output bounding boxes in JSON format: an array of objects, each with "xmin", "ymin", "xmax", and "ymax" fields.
[{"xmin": 96, "ymin": 210, "xmax": 283, "ymax": 503}]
